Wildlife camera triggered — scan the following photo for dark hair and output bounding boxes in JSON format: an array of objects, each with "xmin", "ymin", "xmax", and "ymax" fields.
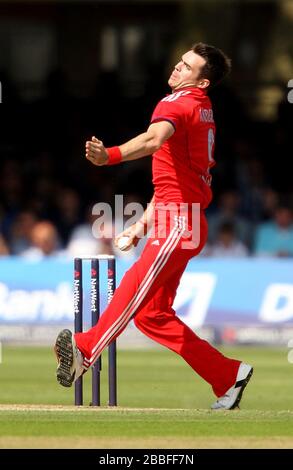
[
  {"xmin": 218, "ymin": 221, "xmax": 236, "ymax": 235},
  {"xmin": 191, "ymin": 42, "xmax": 231, "ymax": 88}
]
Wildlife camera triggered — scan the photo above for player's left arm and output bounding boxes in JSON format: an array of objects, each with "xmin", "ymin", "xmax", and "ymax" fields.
[{"xmin": 85, "ymin": 121, "xmax": 174, "ymax": 166}]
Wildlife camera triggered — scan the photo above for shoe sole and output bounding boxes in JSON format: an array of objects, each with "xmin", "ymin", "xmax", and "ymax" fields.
[
  {"xmin": 55, "ymin": 329, "xmax": 75, "ymax": 387},
  {"xmin": 229, "ymin": 367, "xmax": 254, "ymax": 410}
]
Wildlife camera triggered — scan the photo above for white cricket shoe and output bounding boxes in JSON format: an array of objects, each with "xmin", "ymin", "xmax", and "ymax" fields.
[
  {"xmin": 54, "ymin": 329, "xmax": 85, "ymax": 387},
  {"xmin": 211, "ymin": 363, "xmax": 253, "ymax": 410}
]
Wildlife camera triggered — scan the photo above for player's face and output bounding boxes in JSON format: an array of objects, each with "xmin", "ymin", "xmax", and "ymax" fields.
[{"xmin": 168, "ymin": 50, "xmax": 209, "ymax": 91}]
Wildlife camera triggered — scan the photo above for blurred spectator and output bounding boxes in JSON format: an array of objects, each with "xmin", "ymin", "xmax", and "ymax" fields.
[
  {"xmin": 67, "ymin": 205, "xmax": 110, "ymax": 257},
  {"xmin": 205, "ymin": 221, "xmax": 249, "ymax": 258},
  {"xmin": 27, "ymin": 177, "xmax": 59, "ymax": 220},
  {"xmin": 0, "ymin": 40, "xmax": 292, "ymax": 256},
  {"xmin": 9, "ymin": 210, "xmax": 38, "ymax": 254},
  {"xmin": 54, "ymin": 187, "xmax": 82, "ymax": 245},
  {"xmin": 22, "ymin": 221, "xmax": 64, "ymax": 259},
  {"xmin": 253, "ymin": 206, "xmax": 293, "ymax": 257},
  {"xmin": 0, "ymin": 160, "xmax": 23, "ymax": 211},
  {"xmin": 236, "ymin": 156, "xmax": 268, "ymax": 223},
  {"xmin": 259, "ymin": 188, "xmax": 280, "ymax": 222},
  {"xmin": 0, "ymin": 234, "xmax": 10, "ymax": 256},
  {"xmin": 207, "ymin": 190, "xmax": 252, "ymax": 248},
  {"xmin": 0, "ymin": 160, "xmax": 24, "ymax": 238}
]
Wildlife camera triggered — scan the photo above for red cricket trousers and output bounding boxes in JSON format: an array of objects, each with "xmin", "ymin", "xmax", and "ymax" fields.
[{"xmin": 75, "ymin": 208, "xmax": 240, "ymax": 397}]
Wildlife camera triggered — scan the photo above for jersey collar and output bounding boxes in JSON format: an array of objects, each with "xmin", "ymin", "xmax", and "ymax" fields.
[{"xmin": 172, "ymin": 86, "xmax": 207, "ymax": 96}]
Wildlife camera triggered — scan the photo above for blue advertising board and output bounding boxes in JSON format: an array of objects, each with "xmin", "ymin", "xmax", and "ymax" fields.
[{"xmin": 0, "ymin": 257, "xmax": 292, "ymax": 328}]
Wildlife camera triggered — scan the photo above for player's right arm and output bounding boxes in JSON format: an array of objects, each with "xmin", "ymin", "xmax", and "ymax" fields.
[{"xmin": 85, "ymin": 121, "xmax": 174, "ymax": 166}]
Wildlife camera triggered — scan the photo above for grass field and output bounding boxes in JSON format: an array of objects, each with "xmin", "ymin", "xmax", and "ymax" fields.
[{"xmin": 0, "ymin": 345, "xmax": 292, "ymax": 448}]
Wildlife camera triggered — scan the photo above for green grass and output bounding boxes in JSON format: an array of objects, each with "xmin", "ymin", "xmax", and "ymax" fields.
[
  {"xmin": 0, "ymin": 346, "xmax": 292, "ymax": 448},
  {"xmin": 1, "ymin": 409, "xmax": 293, "ymax": 438}
]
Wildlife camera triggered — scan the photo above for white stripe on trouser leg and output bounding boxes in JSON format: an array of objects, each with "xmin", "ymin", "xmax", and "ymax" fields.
[
  {"xmin": 87, "ymin": 219, "xmax": 185, "ymax": 367},
  {"xmin": 88, "ymin": 224, "xmax": 181, "ymax": 359},
  {"xmin": 82, "ymin": 218, "xmax": 184, "ymax": 368},
  {"xmin": 83, "ymin": 220, "xmax": 184, "ymax": 369},
  {"xmin": 86, "ymin": 229, "xmax": 183, "ymax": 369},
  {"xmin": 89, "ymin": 224, "xmax": 179, "ymax": 356},
  {"xmin": 80, "ymin": 226, "xmax": 175, "ymax": 370},
  {"xmin": 85, "ymin": 218, "xmax": 186, "ymax": 369},
  {"xmin": 81, "ymin": 229, "xmax": 179, "ymax": 368}
]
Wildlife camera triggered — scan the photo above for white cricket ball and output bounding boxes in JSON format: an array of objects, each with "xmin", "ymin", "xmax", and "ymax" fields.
[{"xmin": 117, "ymin": 236, "xmax": 132, "ymax": 251}]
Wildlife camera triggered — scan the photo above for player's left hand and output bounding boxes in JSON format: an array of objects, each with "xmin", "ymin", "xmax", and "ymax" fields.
[{"xmin": 85, "ymin": 136, "xmax": 109, "ymax": 166}]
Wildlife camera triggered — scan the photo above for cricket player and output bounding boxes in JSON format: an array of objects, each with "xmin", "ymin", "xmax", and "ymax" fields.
[{"xmin": 55, "ymin": 42, "xmax": 253, "ymax": 409}]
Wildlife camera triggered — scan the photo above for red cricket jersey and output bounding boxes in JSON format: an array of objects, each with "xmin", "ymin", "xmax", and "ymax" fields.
[{"xmin": 150, "ymin": 86, "xmax": 216, "ymax": 209}]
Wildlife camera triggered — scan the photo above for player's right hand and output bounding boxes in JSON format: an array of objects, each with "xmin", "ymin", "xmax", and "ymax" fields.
[
  {"xmin": 114, "ymin": 222, "xmax": 145, "ymax": 250},
  {"xmin": 85, "ymin": 136, "xmax": 109, "ymax": 166}
]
